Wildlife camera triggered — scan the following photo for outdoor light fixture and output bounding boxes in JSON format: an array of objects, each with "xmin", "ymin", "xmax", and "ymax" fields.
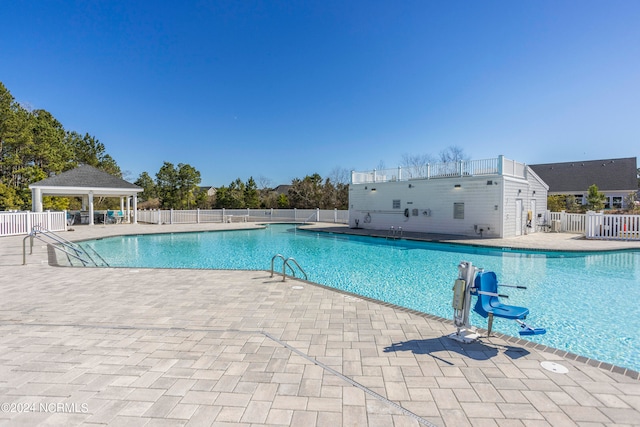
[
  {"xmin": 408, "ymin": 184, "xmax": 414, "ymax": 188},
  {"xmin": 371, "ymin": 188, "xmax": 376, "ymax": 192},
  {"xmin": 454, "ymin": 184, "xmax": 461, "ymax": 188}
]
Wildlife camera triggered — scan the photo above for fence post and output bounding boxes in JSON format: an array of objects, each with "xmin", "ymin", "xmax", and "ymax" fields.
[
  {"xmin": 197, "ymin": 208, "xmax": 200, "ymax": 224},
  {"xmin": 157, "ymin": 210, "xmax": 162, "ymax": 225},
  {"xmin": 46, "ymin": 210, "xmax": 51, "ymax": 229},
  {"xmin": 334, "ymin": 208, "xmax": 337, "ymax": 223},
  {"xmin": 222, "ymin": 208, "xmax": 225, "ymax": 223},
  {"xmin": 26, "ymin": 212, "xmax": 31, "ymax": 234},
  {"xmin": 294, "ymin": 208, "xmax": 297, "ymax": 222},
  {"xmin": 586, "ymin": 211, "xmax": 594, "ymax": 238},
  {"xmin": 316, "ymin": 208, "xmax": 320, "ymax": 222}
]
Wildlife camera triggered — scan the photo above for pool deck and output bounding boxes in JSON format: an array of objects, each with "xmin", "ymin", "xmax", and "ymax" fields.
[{"xmin": 1, "ymin": 222, "xmax": 639, "ymax": 426}]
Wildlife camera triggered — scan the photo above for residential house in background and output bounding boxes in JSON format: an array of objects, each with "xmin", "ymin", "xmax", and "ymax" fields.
[
  {"xmin": 272, "ymin": 184, "xmax": 291, "ymax": 195},
  {"xmin": 198, "ymin": 186, "xmax": 217, "ymax": 198},
  {"xmin": 349, "ymin": 156, "xmax": 548, "ymax": 238},
  {"xmin": 529, "ymin": 157, "xmax": 638, "ymax": 209}
]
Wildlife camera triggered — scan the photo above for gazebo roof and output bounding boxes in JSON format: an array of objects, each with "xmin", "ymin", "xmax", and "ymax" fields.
[{"xmin": 29, "ymin": 164, "xmax": 142, "ymax": 196}]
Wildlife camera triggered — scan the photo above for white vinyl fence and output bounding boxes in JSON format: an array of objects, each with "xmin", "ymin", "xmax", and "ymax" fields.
[
  {"xmin": 0, "ymin": 211, "xmax": 67, "ymax": 237},
  {"xmin": 546, "ymin": 210, "xmax": 640, "ymax": 241},
  {"xmin": 4, "ymin": 208, "xmax": 636, "ymax": 242},
  {"xmin": 585, "ymin": 211, "xmax": 640, "ymax": 241},
  {"xmin": 547, "ymin": 211, "xmax": 587, "ymax": 233},
  {"xmin": 136, "ymin": 208, "xmax": 349, "ymax": 225}
]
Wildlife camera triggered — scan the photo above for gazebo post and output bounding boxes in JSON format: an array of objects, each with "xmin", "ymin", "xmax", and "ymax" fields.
[
  {"xmin": 88, "ymin": 192, "xmax": 95, "ymax": 226},
  {"xmin": 126, "ymin": 197, "xmax": 131, "ymax": 223},
  {"xmin": 31, "ymin": 187, "xmax": 43, "ymax": 212},
  {"xmin": 132, "ymin": 195, "xmax": 138, "ymax": 224}
]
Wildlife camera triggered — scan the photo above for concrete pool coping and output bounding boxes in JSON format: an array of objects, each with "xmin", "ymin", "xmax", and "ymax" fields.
[
  {"xmin": 1, "ymin": 222, "xmax": 639, "ymax": 426},
  {"xmin": 304, "ymin": 223, "xmax": 640, "ymax": 252}
]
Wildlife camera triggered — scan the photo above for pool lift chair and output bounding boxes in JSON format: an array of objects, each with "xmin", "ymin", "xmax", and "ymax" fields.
[{"xmin": 449, "ymin": 261, "xmax": 546, "ymax": 344}]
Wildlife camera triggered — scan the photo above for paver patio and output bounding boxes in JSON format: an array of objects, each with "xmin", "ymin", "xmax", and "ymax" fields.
[{"xmin": 0, "ymin": 223, "xmax": 638, "ymax": 426}]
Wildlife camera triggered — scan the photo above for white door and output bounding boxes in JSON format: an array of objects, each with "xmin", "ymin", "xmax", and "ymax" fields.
[
  {"xmin": 515, "ymin": 199, "xmax": 523, "ymax": 236},
  {"xmin": 529, "ymin": 199, "xmax": 536, "ymax": 233}
]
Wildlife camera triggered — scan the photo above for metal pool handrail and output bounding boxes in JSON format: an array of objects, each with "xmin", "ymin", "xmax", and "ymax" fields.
[
  {"xmin": 270, "ymin": 254, "xmax": 308, "ymax": 282},
  {"xmin": 23, "ymin": 225, "xmax": 109, "ymax": 267}
]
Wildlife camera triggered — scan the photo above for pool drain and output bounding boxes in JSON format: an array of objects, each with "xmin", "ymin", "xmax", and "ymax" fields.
[{"xmin": 540, "ymin": 361, "xmax": 569, "ymax": 374}]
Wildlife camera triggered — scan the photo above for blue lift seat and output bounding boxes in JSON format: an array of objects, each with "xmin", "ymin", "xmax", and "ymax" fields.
[
  {"xmin": 473, "ymin": 271, "xmax": 529, "ymax": 336},
  {"xmin": 474, "ymin": 271, "xmax": 529, "ymax": 319}
]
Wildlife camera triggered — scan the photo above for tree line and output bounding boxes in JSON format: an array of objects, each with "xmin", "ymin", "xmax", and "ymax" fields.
[
  {"xmin": 15, "ymin": 79, "xmax": 619, "ymax": 214},
  {"xmin": 0, "ymin": 82, "xmax": 350, "ymax": 211},
  {"xmin": 134, "ymin": 167, "xmax": 350, "ymax": 210},
  {"xmin": 0, "ymin": 82, "xmax": 120, "ymax": 210},
  {"xmin": 1, "ymin": 81, "xmax": 485, "ymax": 212}
]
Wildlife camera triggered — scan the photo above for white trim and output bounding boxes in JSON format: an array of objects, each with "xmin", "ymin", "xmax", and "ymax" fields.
[{"xmin": 29, "ymin": 185, "xmax": 142, "ymax": 196}]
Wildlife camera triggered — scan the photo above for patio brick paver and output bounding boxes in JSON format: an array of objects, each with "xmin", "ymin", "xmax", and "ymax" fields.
[{"xmin": 0, "ymin": 222, "xmax": 639, "ymax": 426}]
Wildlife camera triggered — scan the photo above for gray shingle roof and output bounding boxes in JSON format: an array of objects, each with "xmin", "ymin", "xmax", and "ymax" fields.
[
  {"xmin": 529, "ymin": 157, "xmax": 637, "ymax": 192},
  {"xmin": 30, "ymin": 164, "xmax": 141, "ymax": 190}
]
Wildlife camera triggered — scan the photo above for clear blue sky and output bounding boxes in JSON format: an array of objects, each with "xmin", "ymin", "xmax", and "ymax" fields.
[{"xmin": 2, "ymin": 1, "xmax": 638, "ymax": 187}]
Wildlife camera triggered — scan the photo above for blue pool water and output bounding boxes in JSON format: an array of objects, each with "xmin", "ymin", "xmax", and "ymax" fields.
[{"xmin": 84, "ymin": 224, "xmax": 640, "ymax": 373}]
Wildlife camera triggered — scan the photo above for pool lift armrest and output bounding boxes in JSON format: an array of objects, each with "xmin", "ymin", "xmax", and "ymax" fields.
[{"xmin": 475, "ymin": 290, "xmax": 509, "ymax": 298}]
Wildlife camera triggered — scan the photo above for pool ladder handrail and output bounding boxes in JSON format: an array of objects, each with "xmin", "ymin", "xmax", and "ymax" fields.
[
  {"xmin": 23, "ymin": 225, "xmax": 109, "ymax": 267},
  {"xmin": 270, "ymin": 254, "xmax": 308, "ymax": 282},
  {"xmin": 387, "ymin": 226, "xmax": 403, "ymax": 240}
]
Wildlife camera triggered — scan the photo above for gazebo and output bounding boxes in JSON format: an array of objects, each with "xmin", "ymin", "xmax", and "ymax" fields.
[{"xmin": 29, "ymin": 165, "xmax": 143, "ymax": 225}]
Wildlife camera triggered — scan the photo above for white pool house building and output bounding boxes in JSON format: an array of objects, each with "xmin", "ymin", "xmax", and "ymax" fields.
[{"xmin": 349, "ymin": 156, "xmax": 548, "ymax": 238}]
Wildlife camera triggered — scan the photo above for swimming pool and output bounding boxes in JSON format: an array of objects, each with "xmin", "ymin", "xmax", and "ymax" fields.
[{"xmin": 84, "ymin": 224, "xmax": 640, "ymax": 373}]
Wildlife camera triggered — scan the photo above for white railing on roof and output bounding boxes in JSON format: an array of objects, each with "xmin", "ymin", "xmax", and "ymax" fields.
[
  {"xmin": 351, "ymin": 156, "xmax": 527, "ymax": 184},
  {"xmin": 0, "ymin": 211, "xmax": 67, "ymax": 237},
  {"xmin": 137, "ymin": 208, "xmax": 349, "ymax": 225}
]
